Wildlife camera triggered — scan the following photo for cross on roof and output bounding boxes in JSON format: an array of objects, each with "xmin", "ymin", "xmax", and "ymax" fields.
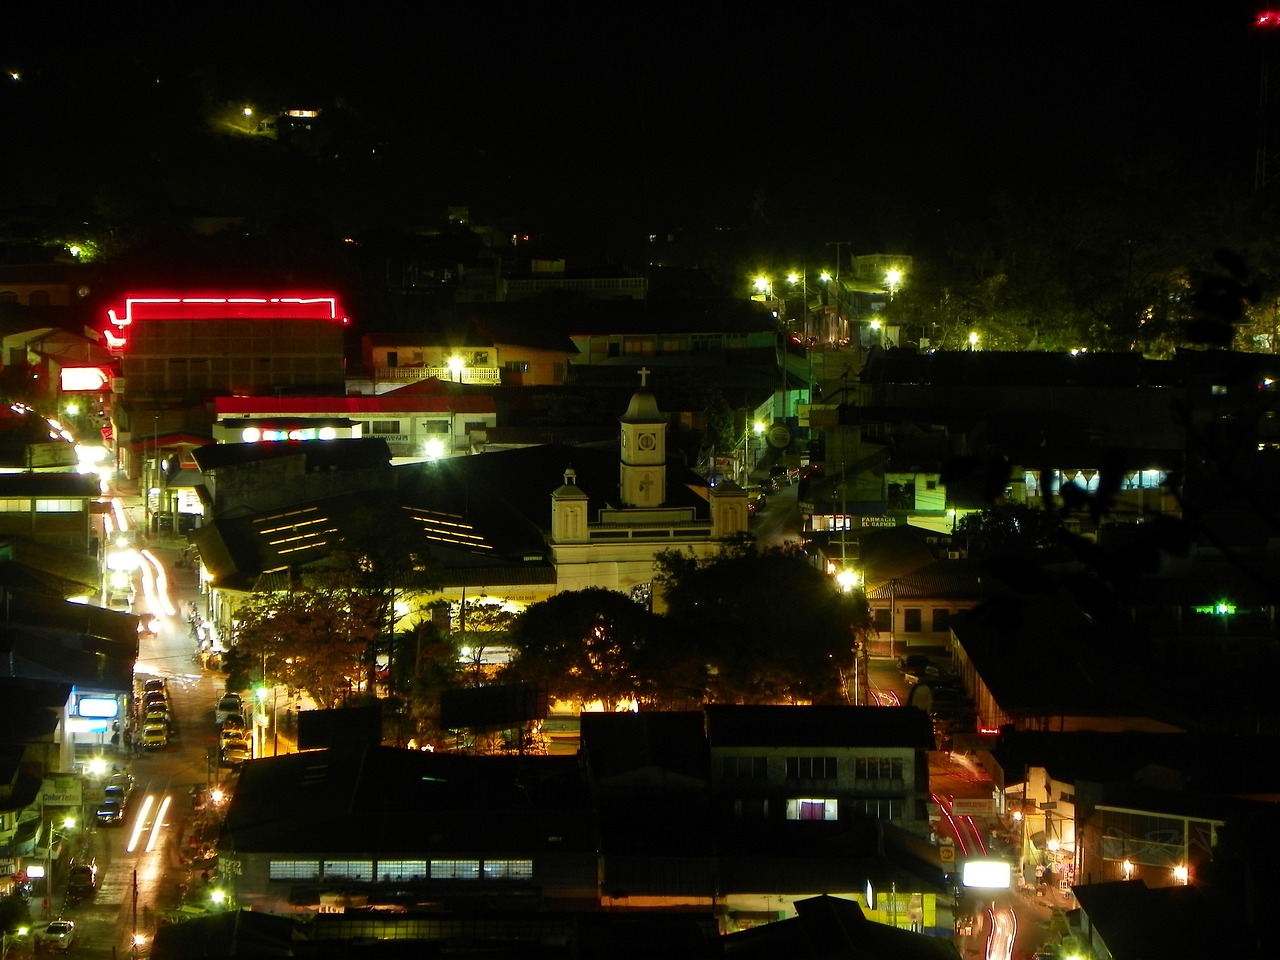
[{"xmin": 638, "ymin": 366, "xmax": 651, "ymax": 387}]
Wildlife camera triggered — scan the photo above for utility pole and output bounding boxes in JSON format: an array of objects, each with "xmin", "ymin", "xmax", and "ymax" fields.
[
  {"xmin": 826, "ymin": 241, "xmax": 850, "ymax": 280},
  {"xmin": 132, "ymin": 868, "xmax": 139, "ymax": 958}
]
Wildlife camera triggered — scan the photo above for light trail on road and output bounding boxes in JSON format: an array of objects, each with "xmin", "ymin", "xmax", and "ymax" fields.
[
  {"xmin": 984, "ymin": 904, "xmax": 1016, "ymax": 960},
  {"xmin": 126, "ymin": 795, "xmax": 155, "ymax": 853},
  {"xmin": 932, "ymin": 793, "xmax": 969, "ymax": 855},
  {"xmin": 146, "ymin": 794, "xmax": 173, "ymax": 853},
  {"xmin": 140, "ymin": 549, "xmax": 177, "ymax": 616}
]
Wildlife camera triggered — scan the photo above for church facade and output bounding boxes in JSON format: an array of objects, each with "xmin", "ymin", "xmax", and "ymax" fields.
[{"xmin": 548, "ymin": 369, "xmax": 748, "ymax": 597}]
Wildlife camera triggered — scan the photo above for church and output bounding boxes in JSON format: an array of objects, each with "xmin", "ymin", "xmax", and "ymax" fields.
[{"xmin": 192, "ymin": 370, "xmax": 750, "ymax": 624}]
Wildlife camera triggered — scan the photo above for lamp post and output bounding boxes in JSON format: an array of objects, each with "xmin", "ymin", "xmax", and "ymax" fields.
[{"xmin": 886, "ymin": 268, "xmax": 903, "ymax": 301}]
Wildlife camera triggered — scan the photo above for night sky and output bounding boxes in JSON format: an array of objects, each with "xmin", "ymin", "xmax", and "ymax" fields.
[{"xmin": 0, "ymin": 4, "xmax": 1272, "ymax": 266}]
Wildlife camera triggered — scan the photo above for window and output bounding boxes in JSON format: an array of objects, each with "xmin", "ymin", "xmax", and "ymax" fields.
[
  {"xmin": 375, "ymin": 860, "xmax": 427, "ymax": 882},
  {"xmin": 856, "ymin": 757, "xmax": 904, "ymax": 781},
  {"xmin": 483, "ymin": 860, "xmax": 533, "ymax": 880},
  {"xmin": 371, "ymin": 420, "xmax": 401, "ymax": 435},
  {"xmin": 722, "ymin": 756, "xmax": 768, "ymax": 779},
  {"xmin": 431, "ymin": 860, "xmax": 480, "ymax": 880},
  {"xmin": 903, "ymin": 608, "xmax": 922, "ymax": 632},
  {"xmin": 36, "ymin": 499, "xmax": 81, "ymax": 513},
  {"xmin": 323, "ymin": 860, "xmax": 373, "ymax": 881},
  {"xmin": 786, "ymin": 798, "xmax": 838, "ymax": 821},
  {"xmin": 849, "ymin": 797, "xmax": 901, "ymax": 819},
  {"xmin": 874, "ymin": 609, "xmax": 891, "ymax": 632},
  {"xmin": 734, "ymin": 798, "xmax": 769, "ymax": 820},
  {"xmin": 0, "ymin": 499, "xmax": 31, "ymax": 512},
  {"xmin": 269, "ymin": 861, "xmax": 320, "ymax": 880},
  {"xmin": 505, "ymin": 360, "xmax": 529, "ymax": 373},
  {"xmin": 386, "ymin": 351, "xmax": 398, "ymax": 367},
  {"xmin": 421, "ymin": 421, "xmax": 449, "ymax": 434},
  {"xmin": 786, "ymin": 756, "xmax": 837, "ymax": 780},
  {"xmin": 932, "ymin": 608, "xmax": 951, "ymax": 632}
]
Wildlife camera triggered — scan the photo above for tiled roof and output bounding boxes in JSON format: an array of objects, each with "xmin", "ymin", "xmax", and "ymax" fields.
[{"xmin": 865, "ymin": 559, "xmax": 989, "ymax": 600}]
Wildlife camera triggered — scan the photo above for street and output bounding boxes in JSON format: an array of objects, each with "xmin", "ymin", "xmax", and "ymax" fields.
[{"xmin": 38, "ymin": 497, "xmax": 226, "ymax": 959}]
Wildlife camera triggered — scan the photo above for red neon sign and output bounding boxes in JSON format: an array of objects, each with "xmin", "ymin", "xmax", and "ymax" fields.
[{"xmin": 107, "ymin": 294, "xmax": 347, "ymax": 328}]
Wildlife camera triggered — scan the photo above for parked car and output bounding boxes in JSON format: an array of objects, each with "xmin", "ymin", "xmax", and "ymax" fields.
[
  {"xmin": 34, "ymin": 919, "xmax": 75, "ymax": 953},
  {"xmin": 106, "ymin": 772, "xmax": 135, "ymax": 796},
  {"xmin": 141, "ymin": 723, "xmax": 168, "ymax": 749},
  {"xmin": 66, "ymin": 860, "xmax": 98, "ymax": 898},
  {"xmin": 221, "ymin": 741, "xmax": 251, "ymax": 765},
  {"xmin": 95, "ymin": 796, "xmax": 126, "ymax": 825},
  {"xmin": 143, "ymin": 677, "xmax": 167, "ymax": 694},
  {"xmin": 219, "ymin": 727, "xmax": 248, "ymax": 750},
  {"xmin": 143, "ymin": 690, "xmax": 169, "ymax": 709},
  {"xmin": 215, "ymin": 693, "xmax": 244, "ymax": 725},
  {"xmin": 897, "ymin": 653, "xmax": 934, "ymax": 674}
]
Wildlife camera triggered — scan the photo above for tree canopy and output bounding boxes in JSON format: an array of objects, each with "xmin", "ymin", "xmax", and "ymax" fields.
[{"xmin": 656, "ymin": 542, "xmax": 870, "ymax": 704}]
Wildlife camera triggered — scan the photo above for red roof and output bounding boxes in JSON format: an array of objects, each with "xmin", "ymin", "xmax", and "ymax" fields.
[{"xmin": 215, "ymin": 391, "xmax": 495, "ymax": 416}]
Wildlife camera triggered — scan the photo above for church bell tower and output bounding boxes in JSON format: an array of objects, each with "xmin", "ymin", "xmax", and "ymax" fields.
[{"xmin": 619, "ymin": 367, "xmax": 666, "ymax": 508}]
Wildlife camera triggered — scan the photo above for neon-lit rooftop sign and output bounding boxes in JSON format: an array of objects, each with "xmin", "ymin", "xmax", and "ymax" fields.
[{"xmin": 107, "ymin": 295, "xmax": 345, "ymax": 328}]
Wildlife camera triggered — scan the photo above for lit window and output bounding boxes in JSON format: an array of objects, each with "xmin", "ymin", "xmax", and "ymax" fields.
[
  {"xmin": 269, "ymin": 861, "xmax": 319, "ymax": 880},
  {"xmin": 786, "ymin": 798, "xmax": 838, "ymax": 821},
  {"xmin": 323, "ymin": 860, "xmax": 373, "ymax": 881},
  {"xmin": 431, "ymin": 860, "xmax": 480, "ymax": 880},
  {"xmin": 375, "ymin": 860, "xmax": 427, "ymax": 882},
  {"xmin": 483, "ymin": 860, "xmax": 533, "ymax": 880}
]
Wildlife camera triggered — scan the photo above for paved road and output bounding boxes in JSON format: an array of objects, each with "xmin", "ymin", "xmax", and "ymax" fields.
[{"xmin": 48, "ymin": 525, "xmax": 226, "ymax": 959}]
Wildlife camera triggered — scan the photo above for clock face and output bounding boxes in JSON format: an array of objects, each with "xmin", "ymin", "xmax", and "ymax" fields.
[{"xmin": 637, "ymin": 432, "xmax": 656, "ymax": 451}]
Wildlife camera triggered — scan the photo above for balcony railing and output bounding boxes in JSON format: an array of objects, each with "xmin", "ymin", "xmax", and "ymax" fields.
[{"xmin": 374, "ymin": 366, "xmax": 501, "ymax": 384}]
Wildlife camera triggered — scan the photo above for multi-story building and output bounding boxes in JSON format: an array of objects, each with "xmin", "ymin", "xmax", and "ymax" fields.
[
  {"xmin": 103, "ymin": 293, "xmax": 348, "ymax": 398},
  {"xmin": 213, "ymin": 382, "xmax": 498, "ymax": 462}
]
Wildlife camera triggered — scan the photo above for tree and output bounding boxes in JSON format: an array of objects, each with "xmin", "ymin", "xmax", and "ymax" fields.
[
  {"xmin": 502, "ymin": 588, "xmax": 656, "ymax": 711},
  {"xmin": 656, "ymin": 542, "xmax": 868, "ymax": 704},
  {"xmin": 454, "ymin": 599, "xmax": 517, "ymax": 685},
  {"xmin": 300, "ymin": 501, "xmax": 441, "ymax": 694},
  {"xmin": 225, "ymin": 587, "xmax": 378, "ymax": 708},
  {"xmin": 401, "ymin": 613, "xmax": 467, "ymax": 748},
  {"xmin": 955, "ymin": 504, "xmax": 1069, "ymax": 552}
]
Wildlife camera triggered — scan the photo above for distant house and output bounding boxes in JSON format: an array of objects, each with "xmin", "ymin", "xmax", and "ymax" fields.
[{"xmin": 357, "ymin": 312, "xmax": 578, "ymax": 392}]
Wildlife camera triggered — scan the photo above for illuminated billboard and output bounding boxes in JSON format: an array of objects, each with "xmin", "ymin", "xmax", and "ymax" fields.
[
  {"xmin": 77, "ymin": 696, "xmax": 120, "ymax": 719},
  {"xmin": 961, "ymin": 860, "xmax": 1012, "ymax": 889}
]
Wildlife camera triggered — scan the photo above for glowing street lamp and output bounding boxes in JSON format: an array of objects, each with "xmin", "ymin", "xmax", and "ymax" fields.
[
  {"xmin": 968, "ymin": 331, "xmax": 979, "ymax": 350},
  {"xmin": 885, "ymin": 268, "xmax": 903, "ymax": 300},
  {"xmin": 447, "ymin": 355, "xmax": 464, "ymax": 383}
]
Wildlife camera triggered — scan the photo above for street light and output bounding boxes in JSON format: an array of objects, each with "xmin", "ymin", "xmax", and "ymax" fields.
[
  {"xmin": 886, "ymin": 268, "xmax": 903, "ymax": 300},
  {"xmin": 447, "ymin": 355, "xmax": 464, "ymax": 383}
]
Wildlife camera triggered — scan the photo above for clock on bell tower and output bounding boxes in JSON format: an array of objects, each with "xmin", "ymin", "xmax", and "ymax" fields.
[{"xmin": 619, "ymin": 367, "xmax": 666, "ymax": 507}]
